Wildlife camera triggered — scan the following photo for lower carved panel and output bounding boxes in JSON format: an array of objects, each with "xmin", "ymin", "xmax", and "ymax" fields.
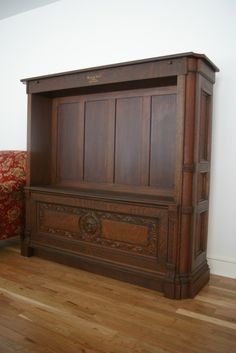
[{"xmin": 38, "ymin": 202, "xmax": 158, "ymax": 256}]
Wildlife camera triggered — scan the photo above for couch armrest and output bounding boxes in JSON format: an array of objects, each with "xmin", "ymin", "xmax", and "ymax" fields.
[{"xmin": 0, "ymin": 180, "xmax": 25, "ymax": 194}]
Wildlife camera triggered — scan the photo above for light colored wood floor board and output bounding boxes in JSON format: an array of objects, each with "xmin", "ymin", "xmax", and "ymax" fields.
[{"xmin": 0, "ymin": 239, "xmax": 235, "ymax": 353}]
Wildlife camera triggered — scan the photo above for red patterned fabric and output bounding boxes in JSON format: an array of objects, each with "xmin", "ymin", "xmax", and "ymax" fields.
[{"xmin": 0, "ymin": 151, "xmax": 27, "ymax": 240}]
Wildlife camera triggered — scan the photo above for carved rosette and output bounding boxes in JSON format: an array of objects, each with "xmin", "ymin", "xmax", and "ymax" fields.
[{"xmin": 79, "ymin": 212, "xmax": 101, "ymax": 238}]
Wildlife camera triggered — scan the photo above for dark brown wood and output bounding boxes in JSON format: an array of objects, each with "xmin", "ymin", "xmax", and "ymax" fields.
[
  {"xmin": 21, "ymin": 53, "xmax": 218, "ymax": 298},
  {"xmin": 21, "ymin": 52, "xmax": 219, "ymax": 94},
  {"xmin": 115, "ymin": 95, "xmax": 149, "ymax": 186},
  {"xmin": 150, "ymin": 94, "xmax": 177, "ymax": 189},
  {"xmin": 84, "ymin": 98, "xmax": 115, "ymax": 183},
  {"xmin": 27, "ymin": 94, "xmax": 52, "ymax": 186},
  {"xmin": 57, "ymin": 102, "xmax": 81, "ymax": 181}
]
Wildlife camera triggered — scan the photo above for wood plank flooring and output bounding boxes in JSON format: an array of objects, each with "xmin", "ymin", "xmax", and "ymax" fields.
[{"xmin": 0, "ymin": 238, "xmax": 235, "ymax": 353}]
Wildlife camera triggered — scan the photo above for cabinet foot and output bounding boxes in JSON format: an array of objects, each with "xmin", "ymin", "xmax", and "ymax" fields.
[{"xmin": 21, "ymin": 243, "xmax": 34, "ymax": 257}]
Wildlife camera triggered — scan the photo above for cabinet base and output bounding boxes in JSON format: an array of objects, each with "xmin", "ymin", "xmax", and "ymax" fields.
[{"xmin": 21, "ymin": 243, "xmax": 210, "ymax": 299}]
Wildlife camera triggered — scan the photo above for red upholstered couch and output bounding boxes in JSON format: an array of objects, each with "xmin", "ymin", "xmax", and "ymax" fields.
[{"xmin": 0, "ymin": 151, "xmax": 27, "ymax": 240}]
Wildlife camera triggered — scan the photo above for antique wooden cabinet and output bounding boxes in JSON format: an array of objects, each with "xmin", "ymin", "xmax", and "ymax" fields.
[{"xmin": 21, "ymin": 52, "xmax": 218, "ymax": 298}]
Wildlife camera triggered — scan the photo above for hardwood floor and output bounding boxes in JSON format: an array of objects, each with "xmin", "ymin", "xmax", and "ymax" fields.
[{"xmin": 0, "ymin": 238, "xmax": 235, "ymax": 353}]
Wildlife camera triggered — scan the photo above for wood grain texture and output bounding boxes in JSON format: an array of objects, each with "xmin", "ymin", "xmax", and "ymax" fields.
[
  {"xmin": 49, "ymin": 86, "xmax": 177, "ymax": 196},
  {"xmin": 150, "ymin": 94, "xmax": 177, "ymax": 189},
  {"xmin": 115, "ymin": 96, "xmax": 149, "ymax": 186},
  {"xmin": 57, "ymin": 102, "xmax": 81, "ymax": 181},
  {"xmin": 84, "ymin": 99, "xmax": 115, "ymax": 183},
  {"xmin": 27, "ymin": 94, "xmax": 52, "ymax": 186},
  {"xmin": 0, "ymin": 240, "xmax": 235, "ymax": 353}
]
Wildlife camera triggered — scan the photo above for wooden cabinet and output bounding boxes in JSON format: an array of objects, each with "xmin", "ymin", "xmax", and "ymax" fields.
[{"xmin": 21, "ymin": 52, "xmax": 219, "ymax": 298}]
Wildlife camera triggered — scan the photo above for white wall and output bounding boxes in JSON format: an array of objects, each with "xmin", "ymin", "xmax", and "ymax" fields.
[{"xmin": 0, "ymin": 0, "xmax": 235, "ymax": 278}]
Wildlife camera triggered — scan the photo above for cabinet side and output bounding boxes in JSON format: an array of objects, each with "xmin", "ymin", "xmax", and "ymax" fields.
[
  {"xmin": 190, "ymin": 71, "xmax": 214, "ymax": 287},
  {"xmin": 172, "ymin": 59, "xmax": 216, "ymax": 298}
]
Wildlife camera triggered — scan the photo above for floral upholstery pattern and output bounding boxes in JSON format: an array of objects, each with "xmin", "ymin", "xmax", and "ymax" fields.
[{"xmin": 0, "ymin": 151, "xmax": 27, "ymax": 240}]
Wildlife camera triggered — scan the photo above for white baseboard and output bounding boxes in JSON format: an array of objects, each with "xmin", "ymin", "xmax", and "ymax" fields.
[{"xmin": 207, "ymin": 256, "xmax": 236, "ymax": 279}]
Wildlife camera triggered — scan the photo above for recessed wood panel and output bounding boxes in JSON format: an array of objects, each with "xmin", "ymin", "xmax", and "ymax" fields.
[
  {"xmin": 195, "ymin": 211, "xmax": 208, "ymax": 256},
  {"xmin": 199, "ymin": 91, "xmax": 211, "ymax": 161},
  {"xmin": 41, "ymin": 210, "xmax": 79, "ymax": 233},
  {"xmin": 30, "ymin": 95, "xmax": 52, "ymax": 185},
  {"xmin": 57, "ymin": 103, "xmax": 82, "ymax": 181},
  {"xmin": 115, "ymin": 97, "xmax": 150, "ymax": 186},
  {"xmin": 198, "ymin": 172, "xmax": 209, "ymax": 202},
  {"xmin": 102, "ymin": 220, "xmax": 148, "ymax": 245},
  {"xmin": 84, "ymin": 99, "xmax": 115, "ymax": 183},
  {"xmin": 150, "ymin": 94, "xmax": 177, "ymax": 189}
]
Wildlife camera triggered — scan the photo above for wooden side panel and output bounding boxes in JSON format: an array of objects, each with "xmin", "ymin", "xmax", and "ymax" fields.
[
  {"xmin": 191, "ymin": 74, "xmax": 213, "ymax": 271},
  {"xmin": 150, "ymin": 94, "xmax": 177, "ymax": 189},
  {"xmin": 84, "ymin": 99, "xmax": 115, "ymax": 183},
  {"xmin": 177, "ymin": 73, "xmax": 196, "ymax": 293},
  {"xmin": 115, "ymin": 96, "xmax": 150, "ymax": 186}
]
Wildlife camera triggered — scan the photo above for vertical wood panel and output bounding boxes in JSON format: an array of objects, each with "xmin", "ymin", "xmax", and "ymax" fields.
[
  {"xmin": 195, "ymin": 211, "xmax": 208, "ymax": 256},
  {"xmin": 115, "ymin": 97, "xmax": 150, "ymax": 186},
  {"xmin": 142, "ymin": 96, "xmax": 151, "ymax": 185},
  {"xmin": 84, "ymin": 99, "xmax": 115, "ymax": 183},
  {"xmin": 57, "ymin": 102, "xmax": 83, "ymax": 182},
  {"xmin": 29, "ymin": 94, "xmax": 52, "ymax": 185},
  {"xmin": 198, "ymin": 172, "xmax": 209, "ymax": 202},
  {"xmin": 150, "ymin": 94, "xmax": 177, "ymax": 189},
  {"xmin": 199, "ymin": 91, "xmax": 211, "ymax": 161},
  {"xmin": 192, "ymin": 75, "xmax": 213, "ymax": 272},
  {"xmin": 179, "ymin": 73, "xmax": 196, "ymax": 276}
]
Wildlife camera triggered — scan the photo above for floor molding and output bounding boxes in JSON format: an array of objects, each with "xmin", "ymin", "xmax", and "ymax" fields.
[{"xmin": 207, "ymin": 256, "xmax": 236, "ymax": 278}]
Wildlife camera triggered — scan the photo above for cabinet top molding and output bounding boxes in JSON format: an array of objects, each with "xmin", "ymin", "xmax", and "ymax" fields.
[{"xmin": 21, "ymin": 52, "xmax": 219, "ymax": 94}]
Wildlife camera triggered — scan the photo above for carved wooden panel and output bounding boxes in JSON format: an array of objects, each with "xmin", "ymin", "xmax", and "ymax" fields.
[{"xmin": 38, "ymin": 202, "xmax": 159, "ymax": 257}]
